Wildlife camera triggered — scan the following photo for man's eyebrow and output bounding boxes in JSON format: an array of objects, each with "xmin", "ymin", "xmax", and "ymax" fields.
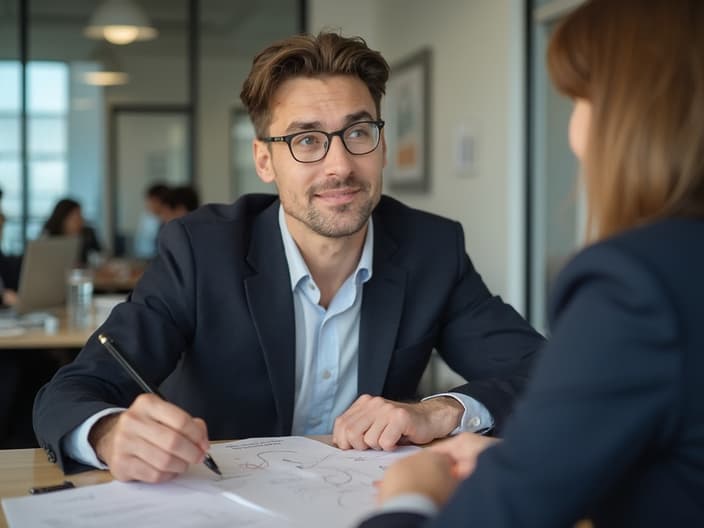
[
  {"xmin": 284, "ymin": 120, "xmax": 322, "ymax": 134},
  {"xmin": 344, "ymin": 110, "xmax": 375, "ymax": 124},
  {"xmin": 282, "ymin": 111, "xmax": 376, "ymax": 134}
]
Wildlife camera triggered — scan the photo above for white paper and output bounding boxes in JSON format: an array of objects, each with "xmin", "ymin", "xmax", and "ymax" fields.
[
  {"xmin": 2, "ymin": 479, "xmax": 286, "ymax": 528},
  {"xmin": 185, "ymin": 436, "xmax": 420, "ymax": 528},
  {"xmin": 2, "ymin": 437, "xmax": 418, "ymax": 528}
]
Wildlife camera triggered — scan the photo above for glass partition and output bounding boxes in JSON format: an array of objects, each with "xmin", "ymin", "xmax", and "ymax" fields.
[{"xmin": 528, "ymin": 0, "xmax": 586, "ymax": 331}]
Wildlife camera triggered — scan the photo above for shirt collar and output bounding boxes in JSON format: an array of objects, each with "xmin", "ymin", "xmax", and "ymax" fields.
[{"xmin": 278, "ymin": 205, "xmax": 374, "ymax": 292}]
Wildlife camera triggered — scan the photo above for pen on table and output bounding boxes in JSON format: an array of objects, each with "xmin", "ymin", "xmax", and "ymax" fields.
[
  {"xmin": 29, "ymin": 481, "xmax": 75, "ymax": 494},
  {"xmin": 97, "ymin": 333, "xmax": 222, "ymax": 476}
]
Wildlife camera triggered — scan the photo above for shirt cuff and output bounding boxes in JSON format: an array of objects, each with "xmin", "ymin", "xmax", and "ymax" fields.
[
  {"xmin": 378, "ymin": 493, "xmax": 439, "ymax": 516},
  {"xmin": 61, "ymin": 407, "xmax": 125, "ymax": 469},
  {"xmin": 422, "ymin": 392, "xmax": 494, "ymax": 435}
]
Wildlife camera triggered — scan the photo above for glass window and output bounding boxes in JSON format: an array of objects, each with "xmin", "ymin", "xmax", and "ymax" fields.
[
  {"xmin": 0, "ymin": 63, "xmax": 20, "ymax": 112},
  {"xmin": 28, "ymin": 117, "xmax": 67, "ymax": 156},
  {"xmin": 0, "ymin": 117, "xmax": 20, "ymax": 154},
  {"xmin": 27, "ymin": 62, "xmax": 68, "ymax": 114},
  {"xmin": 0, "ymin": 59, "xmax": 70, "ymax": 252}
]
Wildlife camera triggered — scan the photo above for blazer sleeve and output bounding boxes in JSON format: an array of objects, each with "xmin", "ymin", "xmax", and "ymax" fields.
[
  {"xmin": 33, "ymin": 220, "xmax": 198, "ymax": 473},
  {"xmin": 435, "ymin": 223, "xmax": 545, "ymax": 432},
  {"xmin": 414, "ymin": 243, "xmax": 682, "ymax": 527}
]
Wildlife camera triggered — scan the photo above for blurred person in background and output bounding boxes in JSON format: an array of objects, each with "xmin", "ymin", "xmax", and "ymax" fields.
[
  {"xmin": 158, "ymin": 185, "xmax": 199, "ymax": 223},
  {"xmin": 134, "ymin": 183, "xmax": 171, "ymax": 259},
  {"xmin": 42, "ymin": 198, "xmax": 101, "ymax": 265}
]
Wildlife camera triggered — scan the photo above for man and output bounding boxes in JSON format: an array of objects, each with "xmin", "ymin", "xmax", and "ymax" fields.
[{"xmin": 33, "ymin": 32, "xmax": 543, "ymax": 482}]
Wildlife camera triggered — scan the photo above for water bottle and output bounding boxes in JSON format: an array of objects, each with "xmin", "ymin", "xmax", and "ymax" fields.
[{"xmin": 66, "ymin": 268, "xmax": 94, "ymax": 328}]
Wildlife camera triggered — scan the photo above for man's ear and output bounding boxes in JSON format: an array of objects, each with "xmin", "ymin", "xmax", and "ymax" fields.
[
  {"xmin": 253, "ymin": 140, "xmax": 275, "ymax": 183},
  {"xmin": 381, "ymin": 134, "xmax": 388, "ymax": 168}
]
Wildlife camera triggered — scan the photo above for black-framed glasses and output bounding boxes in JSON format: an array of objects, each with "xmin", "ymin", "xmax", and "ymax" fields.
[{"xmin": 260, "ymin": 120, "xmax": 385, "ymax": 163}]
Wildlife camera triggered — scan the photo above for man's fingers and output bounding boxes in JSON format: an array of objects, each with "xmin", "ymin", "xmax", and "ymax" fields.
[
  {"xmin": 334, "ymin": 396, "xmax": 433, "ymax": 450},
  {"xmin": 128, "ymin": 435, "xmax": 191, "ymax": 474},
  {"xmin": 135, "ymin": 394, "xmax": 209, "ymax": 449},
  {"xmin": 110, "ymin": 454, "xmax": 178, "ymax": 483},
  {"xmin": 377, "ymin": 419, "xmax": 406, "ymax": 451},
  {"xmin": 334, "ymin": 407, "xmax": 376, "ymax": 450},
  {"xmin": 119, "ymin": 397, "xmax": 207, "ymax": 465},
  {"xmin": 362, "ymin": 418, "xmax": 389, "ymax": 450},
  {"xmin": 192, "ymin": 417, "xmax": 211, "ymax": 452}
]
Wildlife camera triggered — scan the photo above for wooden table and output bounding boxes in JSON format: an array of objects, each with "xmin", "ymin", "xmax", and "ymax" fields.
[
  {"xmin": 0, "ymin": 308, "xmax": 94, "ymax": 349},
  {"xmin": 0, "ymin": 447, "xmax": 111, "ymax": 528}
]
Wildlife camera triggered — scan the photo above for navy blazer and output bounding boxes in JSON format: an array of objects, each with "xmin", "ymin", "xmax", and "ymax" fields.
[
  {"xmin": 360, "ymin": 218, "xmax": 704, "ymax": 528},
  {"xmin": 33, "ymin": 194, "xmax": 542, "ymax": 473}
]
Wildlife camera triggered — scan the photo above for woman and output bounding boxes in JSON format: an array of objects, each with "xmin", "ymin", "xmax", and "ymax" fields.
[
  {"xmin": 43, "ymin": 198, "xmax": 101, "ymax": 265},
  {"xmin": 361, "ymin": 1, "xmax": 704, "ymax": 526}
]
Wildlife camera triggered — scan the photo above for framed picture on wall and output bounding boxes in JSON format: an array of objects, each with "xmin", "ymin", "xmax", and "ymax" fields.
[{"xmin": 383, "ymin": 48, "xmax": 432, "ymax": 193}]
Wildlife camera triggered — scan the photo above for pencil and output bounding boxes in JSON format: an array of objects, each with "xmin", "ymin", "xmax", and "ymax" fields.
[{"xmin": 98, "ymin": 333, "xmax": 222, "ymax": 476}]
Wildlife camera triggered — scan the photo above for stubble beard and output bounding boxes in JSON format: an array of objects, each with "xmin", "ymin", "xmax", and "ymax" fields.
[{"xmin": 288, "ymin": 176, "xmax": 376, "ymax": 238}]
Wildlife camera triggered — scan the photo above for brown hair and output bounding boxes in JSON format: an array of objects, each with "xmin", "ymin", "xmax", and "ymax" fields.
[
  {"xmin": 240, "ymin": 32, "xmax": 390, "ymax": 138},
  {"xmin": 548, "ymin": 0, "xmax": 704, "ymax": 241}
]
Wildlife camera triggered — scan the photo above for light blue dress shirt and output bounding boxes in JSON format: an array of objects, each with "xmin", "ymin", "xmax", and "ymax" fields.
[
  {"xmin": 63, "ymin": 206, "xmax": 493, "ymax": 467},
  {"xmin": 280, "ymin": 207, "xmax": 374, "ymax": 435}
]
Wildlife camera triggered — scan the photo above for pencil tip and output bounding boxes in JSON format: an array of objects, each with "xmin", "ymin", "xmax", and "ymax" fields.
[{"xmin": 204, "ymin": 454, "xmax": 222, "ymax": 476}]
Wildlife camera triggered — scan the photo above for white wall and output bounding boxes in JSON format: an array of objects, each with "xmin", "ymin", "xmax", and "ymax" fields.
[
  {"xmin": 198, "ymin": 56, "xmax": 255, "ymax": 203},
  {"xmin": 309, "ymin": 0, "xmax": 525, "ymax": 310}
]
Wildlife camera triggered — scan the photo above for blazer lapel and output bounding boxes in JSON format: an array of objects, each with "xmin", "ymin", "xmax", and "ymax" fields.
[
  {"xmin": 244, "ymin": 201, "xmax": 296, "ymax": 434},
  {"xmin": 358, "ymin": 221, "xmax": 406, "ymax": 396}
]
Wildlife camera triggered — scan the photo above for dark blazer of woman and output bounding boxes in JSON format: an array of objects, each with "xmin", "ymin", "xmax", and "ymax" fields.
[{"xmin": 361, "ymin": 217, "xmax": 704, "ymax": 527}]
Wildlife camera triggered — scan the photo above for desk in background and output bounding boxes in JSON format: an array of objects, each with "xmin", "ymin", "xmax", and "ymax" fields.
[
  {"xmin": 0, "ymin": 308, "xmax": 95, "ymax": 350},
  {"xmin": 92, "ymin": 259, "xmax": 145, "ymax": 293}
]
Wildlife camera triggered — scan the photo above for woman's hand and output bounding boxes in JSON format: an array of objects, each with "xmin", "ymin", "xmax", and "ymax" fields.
[{"xmin": 376, "ymin": 450, "xmax": 460, "ymax": 506}]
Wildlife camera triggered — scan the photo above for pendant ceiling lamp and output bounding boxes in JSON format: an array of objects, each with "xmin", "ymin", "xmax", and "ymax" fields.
[
  {"xmin": 83, "ymin": 45, "xmax": 129, "ymax": 86},
  {"xmin": 84, "ymin": 0, "xmax": 158, "ymax": 46}
]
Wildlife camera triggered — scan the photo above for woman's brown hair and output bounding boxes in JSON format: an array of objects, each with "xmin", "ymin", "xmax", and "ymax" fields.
[
  {"xmin": 240, "ymin": 32, "xmax": 389, "ymax": 139},
  {"xmin": 548, "ymin": 0, "xmax": 704, "ymax": 241}
]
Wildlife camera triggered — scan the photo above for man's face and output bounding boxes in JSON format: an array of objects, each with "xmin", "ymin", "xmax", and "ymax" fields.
[
  {"xmin": 145, "ymin": 197, "xmax": 163, "ymax": 216},
  {"xmin": 254, "ymin": 75, "xmax": 385, "ymax": 239}
]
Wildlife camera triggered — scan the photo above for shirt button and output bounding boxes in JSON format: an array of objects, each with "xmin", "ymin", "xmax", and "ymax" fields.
[
  {"xmin": 469, "ymin": 416, "xmax": 481, "ymax": 428},
  {"xmin": 309, "ymin": 283, "xmax": 316, "ymax": 291},
  {"xmin": 322, "ymin": 369, "xmax": 332, "ymax": 380}
]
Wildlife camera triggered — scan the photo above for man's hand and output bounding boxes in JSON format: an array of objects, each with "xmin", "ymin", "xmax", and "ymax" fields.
[
  {"xmin": 375, "ymin": 450, "xmax": 459, "ymax": 506},
  {"xmin": 332, "ymin": 394, "xmax": 464, "ymax": 451},
  {"xmin": 429, "ymin": 431, "xmax": 501, "ymax": 478},
  {"xmin": 89, "ymin": 393, "xmax": 210, "ymax": 483}
]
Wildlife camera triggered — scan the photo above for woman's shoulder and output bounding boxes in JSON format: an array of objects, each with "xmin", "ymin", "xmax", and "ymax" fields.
[
  {"xmin": 559, "ymin": 217, "xmax": 704, "ymax": 287},
  {"xmin": 549, "ymin": 218, "xmax": 704, "ymax": 326}
]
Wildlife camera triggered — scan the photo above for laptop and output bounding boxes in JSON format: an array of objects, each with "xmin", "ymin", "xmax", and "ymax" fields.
[{"xmin": 12, "ymin": 236, "xmax": 81, "ymax": 315}]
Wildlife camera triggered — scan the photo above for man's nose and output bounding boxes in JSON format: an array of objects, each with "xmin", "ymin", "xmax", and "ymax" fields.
[{"xmin": 322, "ymin": 135, "xmax": 354, "ymax": 175}]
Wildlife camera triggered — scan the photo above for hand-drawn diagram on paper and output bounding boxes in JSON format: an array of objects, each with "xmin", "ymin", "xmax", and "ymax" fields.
[{"xmin": 190, "ymin": 436, "xmax": 420, "ymax": 528}]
